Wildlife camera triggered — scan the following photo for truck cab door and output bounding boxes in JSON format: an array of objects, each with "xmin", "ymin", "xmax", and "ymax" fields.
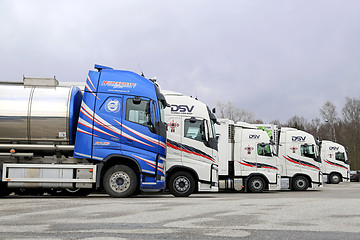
[
  {"xmin": 165, "ymin": 115, "xmax": 183, "ymax": 167},
  {"xmin": 122, "ymin": 95, "xmax": 161, "ymax": 156},
  {"xmin": 182, "ymin": 117, "xmax": 216, "ymax": 179},
  {"xmin": 91, "ymin": 94, "xmax": 122, "ymax": 160}
]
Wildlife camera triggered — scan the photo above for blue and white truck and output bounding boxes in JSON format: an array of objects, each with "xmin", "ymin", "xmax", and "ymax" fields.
[{"xmin": 0, "ymin": 64, "xmax": 168, "ymax": 197}]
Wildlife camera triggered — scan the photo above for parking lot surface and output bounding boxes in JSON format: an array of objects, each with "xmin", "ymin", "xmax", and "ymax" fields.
[{"xmin": 1, "ymin": 182, "xmax": 360, "ymax": 239}]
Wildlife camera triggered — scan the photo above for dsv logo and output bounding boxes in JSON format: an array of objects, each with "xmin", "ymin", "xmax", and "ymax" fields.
[
  {"xmin": 249, "ymin": 134, "xmax": 260, "ymax": 139},
  {"xmin": 329, "ymin": 146, "xmax": 339, "ymax": 151},
  {"xmin": 171, "ymin": 104, "xmax": 194, "ymax": 113},
  {"xmin": 292, "ymin": 136, "xmax": 306, "ymax": 142}
]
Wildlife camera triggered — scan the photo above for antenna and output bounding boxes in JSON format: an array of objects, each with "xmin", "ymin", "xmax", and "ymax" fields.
[
  {"xmin": 138, "ymin": 63, "xmax": 145, "ymax": 77},
  {"xmin": 195, "ymin": 88, "xmax": 198, "ymax": 100}
]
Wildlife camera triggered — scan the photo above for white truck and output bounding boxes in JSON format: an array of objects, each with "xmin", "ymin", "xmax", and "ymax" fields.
[
  {"xmin": 321, "ymin": 140, "xmax": 350, "ymax": 184},
  {"xmin": 216, "ymin": 119, "xmax": 281, "ymax": 193},
  {"xmin": 256, "ymin": 125, "xmax": 323, "ymax": 191},
  {"xmin": 163, "ymin": 91, "xmax": 218, "ymax": 197}
]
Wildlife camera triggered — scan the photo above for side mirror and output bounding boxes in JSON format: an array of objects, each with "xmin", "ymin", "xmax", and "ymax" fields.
[
  {"xmin": 212, "ymin": 108, "xmax": 216, "ymax": 113},
  {"xmin": 146, "ymin": 101, "xmax": 155, "ymax": 133}
]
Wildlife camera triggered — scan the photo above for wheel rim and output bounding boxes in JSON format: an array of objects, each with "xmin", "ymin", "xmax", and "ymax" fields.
[
  {"xmin": 173, "ymin": 176, "xmax": 190, "ymax": 193},
  {"xmin": 109, "ymin": 171, "xmax": 131, "ymax": 193},
  {"xmin": 332, "ymin": 175, "xmax": 340, "ymax": 182},
  {"xmin": 295, "ymin": 178, "xmax": 306, "ymax": 189},
  {"xmin": 252, "ymin": 179, "xmax": 263, "ymax": 191}
]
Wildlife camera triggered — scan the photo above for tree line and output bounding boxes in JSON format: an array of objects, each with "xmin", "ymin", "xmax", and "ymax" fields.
[{"xmin": 217, "ymin": 96, "xmax": 360, "ymax": 170}]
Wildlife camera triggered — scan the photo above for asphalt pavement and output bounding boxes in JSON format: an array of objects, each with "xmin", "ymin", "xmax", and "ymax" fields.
[{"xmin": 0, "ymin": 182, "xmax": 360, "ymax": 239}]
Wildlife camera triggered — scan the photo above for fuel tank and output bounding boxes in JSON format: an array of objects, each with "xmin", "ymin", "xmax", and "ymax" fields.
[{"xmin": 0, "ymin": 82, "xmax": 82, "ymax": 145}]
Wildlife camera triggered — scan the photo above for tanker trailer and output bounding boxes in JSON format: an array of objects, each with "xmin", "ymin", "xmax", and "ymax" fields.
[{"xmin": 0, "ymin": 64, "xmax": 168, "ymax": 198}]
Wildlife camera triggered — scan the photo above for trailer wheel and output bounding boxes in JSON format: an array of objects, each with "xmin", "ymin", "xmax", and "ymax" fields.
[
  {"xmin": 292, "ymin": 176, "xmax": 309, "ymax": 191},
  {"xmin": 103, "ymin": 165, "xmax": 137, "ymax": 198},
  {"xmin": 248, "ymin": 176, "xmax": 265, "ymax": 193},
  {"xmin": 329, "ymin": 173, "xmax": 341, "ymax": 184},
  {"xmin": 168, "ymin": 171, "xmax": 195, "ymax": 197}
]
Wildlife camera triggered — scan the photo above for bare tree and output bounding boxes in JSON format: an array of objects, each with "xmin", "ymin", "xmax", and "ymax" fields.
[
  {"xmin": 341, "ymin": 97, "xmax": 360, "ymax": 170},
  {"xmin": 216, "ymin": 100, "xmax": 257, "ymax": 123},
  {"xmin": 286, "ymin": 115, "xmax": 307, "ymax": 130},
  {"xmin": 320, "ymin": 101, "xmax": 338, "ymax": 141},
  {"xmin": 343, "ymin": 97, "xmax": 360, "ymax": 124}
]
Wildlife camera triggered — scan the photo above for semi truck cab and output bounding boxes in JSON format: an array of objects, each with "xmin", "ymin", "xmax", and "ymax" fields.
[
  {"xmin": 164, "ymin": 91, "xmax": 218, "ymax": 197},
  {"xmin": 216, "ymin": 119, "xmax": 281, "ymax": 193},
  {"xmin": 321, "ymin": 140, "xmax": 350, "ymax": 184}
]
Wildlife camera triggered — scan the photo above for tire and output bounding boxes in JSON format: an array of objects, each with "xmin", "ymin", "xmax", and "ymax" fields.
[
  {"xmin": 103, "ymin": 165, "xmax": 137, "ymax": 198},
  {"xmin": 292, "ymin": 176, "xmax": 309, "ymax": 191},
  {"xmin": 168, "ymin": 171, "xmax": 196, "ymax": 197},
  {"xmin": 248, "ymin": 176, "xmax": 266, "ymax": 193},
  {"xmin": 329, "ymin": 173, "xmax": 341, "ymax": 184}
]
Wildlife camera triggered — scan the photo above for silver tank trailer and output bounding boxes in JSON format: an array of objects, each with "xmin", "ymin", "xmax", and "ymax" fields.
[{"xmin": 0, "ymin": 81, "xmax": 83, "ymax": 145}]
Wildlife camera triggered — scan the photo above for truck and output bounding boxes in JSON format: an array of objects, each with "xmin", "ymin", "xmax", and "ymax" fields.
[
  {"xmin": 163, "ymin": 91, "xmax": 219, "ymax": 197},
  {"xmin": 0, "ymin": 64, "xmax": 168, "ymax": 198},
  {"xmin": 256, "ymin": 125, "xmax": 323, "ymax": 191},
  {"xmin": 321, "ymin": 140, "xmax": 350, "ymax": 184},
  {"xmin": 216, "ymin": 119, "xmax": 281, "ymax": 193}
]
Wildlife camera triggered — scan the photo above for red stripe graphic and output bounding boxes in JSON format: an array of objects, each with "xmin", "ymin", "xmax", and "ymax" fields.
[
  {"xmin": 323, "ymin": 159, "xmax": 348, "ymax": 170},
  {"xmin": 87, "ymin": 76, "xmax": 96, "ymax": 89},
  {"xmin": 167, "ymin": 142, "xmax": 216, "ymax": 163},
  {"xmin": 115, "ymin": 120, "xmax": 166, "ymax": 149},
  {"xmin": 283, "ymin": 155, "xmax": 320, "ymax": 170},
  {"xmin": 238, "ymin": 161, "xmax": 255, "ymax": 168}
]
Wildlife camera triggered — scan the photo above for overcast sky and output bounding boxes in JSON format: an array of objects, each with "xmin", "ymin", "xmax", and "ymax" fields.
[{"xmin": 1, "ymin": 0, "xmax": 360, "ymax": 123}]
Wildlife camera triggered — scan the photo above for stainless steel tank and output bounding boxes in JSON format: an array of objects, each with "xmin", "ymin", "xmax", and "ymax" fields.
[{"xmin": 0, "ymin": 83, "xmax": 82, "ymax": 144}]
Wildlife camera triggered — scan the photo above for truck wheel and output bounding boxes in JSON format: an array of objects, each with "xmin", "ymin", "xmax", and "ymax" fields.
[
  {"xmin": 248, "ymin": 176, "xmax": 265, "ymax": 193},
  {"xmin": 103, "ymin": 165, "xmax": 137, "ymax": 198},
  {"xmin": 329, "ymin": 173, "xmax": 341, "ymax": 184},
  {"xmin": 292, "ymin": 176, "xmax": 309, "ymax": 191},
  {"xmin": 168, "ymin": 171, "xmax": 195, "ymax": 197}
]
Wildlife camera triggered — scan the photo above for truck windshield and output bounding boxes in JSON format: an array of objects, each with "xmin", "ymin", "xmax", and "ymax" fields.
[
  {"xmin": 207, "ymin": 106, "xmax": 218, "ymax": 139},
  {"xmin": 159, "ymin": 100, "xmax": 165, "ymax": 122},
  {"xmin": 210, "ymin": 119, "xmax": 216, "ymax": 139},
  {"xmin": 154, "ymin": 83, "xmax": 168, "ymax": 123}
]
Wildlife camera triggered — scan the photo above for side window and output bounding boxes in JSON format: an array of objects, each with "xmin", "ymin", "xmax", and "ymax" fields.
[
  {"xmin": 335, "ymin": 152, "xmax": 345, "ymax": 162},
  {"xmin": 184, "ymin": 119, "xmax": 205, "ymax": 142},
  {"xmin": 301, "ymin": 144, "xmax": 316, "ymax": 159},
  {"xmin": 125, "ymin": 98, "xmax": 151, "ymax": 127},
  {"xmin": 257, "ymin": 144, "xmax": 272, "ymax": 157}
]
